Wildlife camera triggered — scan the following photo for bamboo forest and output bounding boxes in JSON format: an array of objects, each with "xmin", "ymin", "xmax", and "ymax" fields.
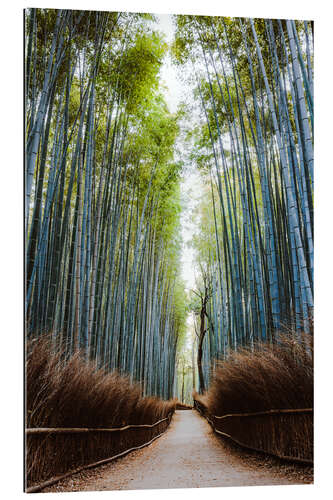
[{"xmin": 25, "ymin": 8, "xmax": 314, "ymax": 491}]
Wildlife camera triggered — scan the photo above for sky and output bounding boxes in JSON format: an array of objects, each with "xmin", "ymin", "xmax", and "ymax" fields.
[
  {"xmin": 155, "ymin": 14, "xmax": 181, "ymax": 114},
  {"xmin": 155, "ymin": 14, "xmax": 201, "ymax": 295},
  {"xmin": 155, "ymin": 13, "xmax": 203, "ymax": 345}
]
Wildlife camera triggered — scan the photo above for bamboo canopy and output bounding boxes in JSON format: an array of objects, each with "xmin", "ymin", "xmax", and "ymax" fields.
[{"xmin": 25, "ymin": 10, "xmax": 314, "ymax": 397}]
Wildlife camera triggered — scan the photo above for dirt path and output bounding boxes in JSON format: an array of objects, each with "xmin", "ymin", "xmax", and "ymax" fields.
[{"xmin": 45, "ymin": 410, "xmax": 313, "ymax": 492}]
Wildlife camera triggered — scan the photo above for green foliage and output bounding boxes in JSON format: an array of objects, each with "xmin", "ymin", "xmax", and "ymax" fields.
[{"xmin": 111, "ymin": 31, "xmax": 167, "ymax": 113}]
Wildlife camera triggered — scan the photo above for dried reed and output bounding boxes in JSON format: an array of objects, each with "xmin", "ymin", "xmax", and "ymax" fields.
[
  {"xmin": 195, "ymin": 334, "xmax": 313, "ymax": 462},
  {"xmin": 25, "ymin": 336, "xmax": 176, "ymax": 487},
  {"xmin": 207, "ymin": 334, "xmax": 313, "ymax": 416}
]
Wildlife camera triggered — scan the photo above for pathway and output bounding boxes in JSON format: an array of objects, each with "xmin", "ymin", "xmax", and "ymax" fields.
[{"xmin": 45, "ymin": 410, "xmax": 312, "ymax": 492}]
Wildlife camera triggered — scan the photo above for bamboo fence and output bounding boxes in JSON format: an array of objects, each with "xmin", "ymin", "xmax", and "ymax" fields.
[
  {"xmin": 25, "ymin": 412, "xmax": 173, "ymax": 492},
  {"xmin": 193, "ymin": 398, "xmax": 313, "ymax": 464}
]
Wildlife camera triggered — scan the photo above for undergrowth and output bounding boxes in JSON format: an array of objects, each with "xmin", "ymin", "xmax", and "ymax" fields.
[
  {"xmin": 207, "ymin": 333, "xmax": 313, "ymax": 416},
  {"xmin": 25, "ymin": 335, "xmax": 176, "ymax": 487},
  {"xmin": 193, "ymin": 333, "xmax": 313, "ymax": 463}
]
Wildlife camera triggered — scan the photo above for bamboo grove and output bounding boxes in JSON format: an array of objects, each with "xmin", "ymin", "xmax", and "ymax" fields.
[
  {"xmin": 25, "ymin": 9, "xmax": 187, "ymax": 399},
  {"xmin": 25, "ymin": 9, "xmax": 314, "ymax": 401},
  {"xmin": 173, "ymin": 17, "xmax": 314, "ymax": 390}
]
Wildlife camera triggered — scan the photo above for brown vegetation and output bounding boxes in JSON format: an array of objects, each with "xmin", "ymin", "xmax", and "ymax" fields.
[
  {"xmin": 194, "ymin": 334, "xmax": 313, "ymax": 463},
  {"xmin": 25, "ymin": 336, "xmax": 176, "ymax": 489},
  {"xmin": 175, "ymin": 401, "xmax": 193, "ymax": 410},
  {"xmin": 208, "ymin": 334, "xmax": 313, "ymax": 415}
]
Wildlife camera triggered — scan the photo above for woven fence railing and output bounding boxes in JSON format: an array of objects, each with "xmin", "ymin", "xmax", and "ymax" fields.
[
  {"xmin": 193, "ymin": 398, "xmax": 313, "ymax": 464},
  {"xmin": 25, "ymin": 412, "xmax": 173, "ymax": 492}
]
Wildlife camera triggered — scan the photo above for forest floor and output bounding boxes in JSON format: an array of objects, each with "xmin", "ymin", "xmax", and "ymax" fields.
[{"xmin": 44, "ymin": 410, "xmax": 313, "ymax": 492}]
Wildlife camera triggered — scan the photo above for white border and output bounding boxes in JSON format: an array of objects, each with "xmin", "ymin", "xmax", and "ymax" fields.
[{"xmin": 1, "ymin": 1, "xmax": 332, "ymax": 499}]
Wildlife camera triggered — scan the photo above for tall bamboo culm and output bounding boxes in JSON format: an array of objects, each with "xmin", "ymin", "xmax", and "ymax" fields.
[
  {"xmin": 25, "ymin": 9, "xmax": 186, "ymax": 398},
  {"xmin": 173, "ymin": 16, "xmax": 313, "ymax": 384}
]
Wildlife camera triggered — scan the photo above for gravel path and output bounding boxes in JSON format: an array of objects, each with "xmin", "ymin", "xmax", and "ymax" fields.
[{"xmin": 45, "ymin": 410, "xmax": 313, "ymax": 492}]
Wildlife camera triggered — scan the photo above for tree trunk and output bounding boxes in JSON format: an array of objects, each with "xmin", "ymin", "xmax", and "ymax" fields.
[
  {"xmin": 192, "ymin": 339, "xmax": 196, "ymax": 390},
  {"xmin": 197, "ymin": 308, "xmax": 206, "ymax": 394}
]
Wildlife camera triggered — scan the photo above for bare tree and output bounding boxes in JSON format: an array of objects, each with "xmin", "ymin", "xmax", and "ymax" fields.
[{"xmin": 192, "ymin": 266, "xmax": 213, "ymax": 394}]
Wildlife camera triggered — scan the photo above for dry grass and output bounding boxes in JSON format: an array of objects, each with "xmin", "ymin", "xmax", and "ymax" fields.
[
  {"xmin": 175, "ymin": 400, "xmax": 193, "ymax": 410},
  {"xmin": 207, "ymin": 333, "xmax": 313, "ymax": 416},
  {"xmin": 25, "ymin": 335, "xmax": 176, "ymax": 487},
  {"xmin": 194, "ymin": 333, "xmax": 313, "ymax": 462}
]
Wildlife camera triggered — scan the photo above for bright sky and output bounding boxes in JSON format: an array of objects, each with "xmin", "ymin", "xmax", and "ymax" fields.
[
  {"xmin": 156, "ymin": 14, "xmax": 201, "ymax": 296},
  {"xmin": 155, "ymin": 14, "xmax": 201, "ymax": 346},
  {"xmin": 155, "ymin": 14, "xmax": 180, "ymax": 114}
]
